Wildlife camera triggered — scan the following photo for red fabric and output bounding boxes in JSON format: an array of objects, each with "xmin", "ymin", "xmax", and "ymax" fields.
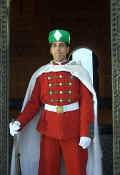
[
  {"xmin": 39, "ymin": 135, "xmax": 88, "ymax": 175},
  {"xmin": 53, "ymin": 60, "xmax": 68, "ymax": 65},
  {"xmin": 17, "ymin": 71, "xmax": 94, "ymax": 139}
]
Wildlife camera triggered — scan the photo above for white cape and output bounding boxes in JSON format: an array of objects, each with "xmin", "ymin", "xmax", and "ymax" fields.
[{"xmin": 10, "ymin": 61, "xmax": 103, "ymax": 175}]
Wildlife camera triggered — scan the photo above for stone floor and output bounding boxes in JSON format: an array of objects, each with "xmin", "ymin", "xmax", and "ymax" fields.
[{"xmin": 100, "ymin": 134, "xmax": 113, "ymax": 175}]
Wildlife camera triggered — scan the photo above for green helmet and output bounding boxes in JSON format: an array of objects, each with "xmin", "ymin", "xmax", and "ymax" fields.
[{"xmin": 48, "ymin": 29, "xmax": 70, "ymax": 45}]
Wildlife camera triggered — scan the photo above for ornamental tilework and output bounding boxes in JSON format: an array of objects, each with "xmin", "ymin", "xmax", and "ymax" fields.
[
  {"xmin": 111, "ymin": 0, "xmax": 120, "ymax": 174},
  {"xmin": 0, "ymin": 0, "xmax": 9, "ymax": 174}
]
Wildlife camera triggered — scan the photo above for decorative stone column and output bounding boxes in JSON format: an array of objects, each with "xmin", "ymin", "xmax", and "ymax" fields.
[
  {"xmin": 0, "ymin": 0, "xmax": 10, "ymax": 174},
  {"xmin": 111, "ymin": 0, "xmax": 120, "ymax": 174}
]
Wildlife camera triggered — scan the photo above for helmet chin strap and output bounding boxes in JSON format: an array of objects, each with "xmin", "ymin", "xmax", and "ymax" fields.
[{"xmin": 68, "ymin": 51, "xmax": 73, "ymax": 61}]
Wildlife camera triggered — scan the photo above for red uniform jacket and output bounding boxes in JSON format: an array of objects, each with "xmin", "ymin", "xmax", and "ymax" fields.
[{"xmin": 17, "ymin": 70, "xmax": 94, "ymax": 140}]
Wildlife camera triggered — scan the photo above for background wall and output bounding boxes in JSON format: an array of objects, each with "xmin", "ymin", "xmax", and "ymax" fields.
[{"xmin": 10, "ymin": 0, "xmax": 111, "ymax": 125}]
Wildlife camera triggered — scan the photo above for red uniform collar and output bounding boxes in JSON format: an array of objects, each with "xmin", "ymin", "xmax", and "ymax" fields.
[{"xmin": 53, "ymin": 59, "xmax": 68, "ymax": 65}]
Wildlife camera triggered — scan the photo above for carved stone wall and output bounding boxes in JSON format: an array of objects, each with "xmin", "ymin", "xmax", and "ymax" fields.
[
  {"xmin": 0, "ymin": 0, "xmax": 9, "ymax": 174},
  {"xmin": 111, "ymin": 0, "xmax": 120, "ymax": 174}
]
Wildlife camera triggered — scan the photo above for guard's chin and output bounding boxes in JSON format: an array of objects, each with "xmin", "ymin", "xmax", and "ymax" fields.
[{"xmin": 55, "ymin": 57, "xmax": 64, "ymax": 62}]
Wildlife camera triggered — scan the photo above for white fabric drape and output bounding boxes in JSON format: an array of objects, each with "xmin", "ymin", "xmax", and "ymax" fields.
[{"xmin": 10, "ymin": 61, "xmax": 103, "ymax": 175}]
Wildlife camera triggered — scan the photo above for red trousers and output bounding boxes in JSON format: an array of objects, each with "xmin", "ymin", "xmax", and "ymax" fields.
[{"xmin": 38, "ymin": 135, "xmax": 88, "ymax": 175}]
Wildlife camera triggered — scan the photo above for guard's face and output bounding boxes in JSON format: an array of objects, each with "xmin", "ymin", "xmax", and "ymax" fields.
[{"xmin": 50, "ymin": 42, "xmax": 69, "ymax": 62}]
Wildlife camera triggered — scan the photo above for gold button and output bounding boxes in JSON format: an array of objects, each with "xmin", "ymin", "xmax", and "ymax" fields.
[
  {"xmin": 48, "ymin": 76, "xmax": 51, "ymax": 80},
  {"xmin": 49, "ymin": 91, "xmax": 53, "ymax": 95},
  {"xmin": 60, "ymin": 99, "xmax": 63, "ymax": 103},
  {"xmin": 59, "ymin": 91, "xmax": 63, "ymax": 94},
  {"xmin": 59, "ymin": 83, "xmax": 62, "ymax": 86},
  {"xmin": 68, "ymin": 98, "xmax": 71, "ymax": 102},
  {"xmin": 69, "ymin": 82, "xmax": 72, "ymax": 86},
  {"xmin": 50, "ymin": 99, "xmax": 54, "ymax": 103},
  {"xmin": 59, "ymin": 75, "xmax": 63, "ymax": 78},
  {"xmin": 48, "ymin": 83, "xmax": 52, "ymax": 87},
  {"xmin": 68, "ymin": 90, "xmax": 72, "ymax": 94}
]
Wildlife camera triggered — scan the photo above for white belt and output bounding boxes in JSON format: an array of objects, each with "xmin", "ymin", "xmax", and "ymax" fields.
[{"xmin": 44, "ymin": 102, "xmax": 79, "ymax": 114}]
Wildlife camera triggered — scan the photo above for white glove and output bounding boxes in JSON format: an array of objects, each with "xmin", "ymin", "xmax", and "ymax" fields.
[
  {"xmin": 9, "ymin": 121, "xmax": 21, "ymax": 136},
  {"xmin": 79, "ymin": 137, "xmax": 91, "ymax": 149}
]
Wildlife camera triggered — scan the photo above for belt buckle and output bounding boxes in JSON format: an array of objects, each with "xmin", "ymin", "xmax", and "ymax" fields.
[{"xmin": 56, "ymin": 106, "xmax": 64, "ymax": 114}]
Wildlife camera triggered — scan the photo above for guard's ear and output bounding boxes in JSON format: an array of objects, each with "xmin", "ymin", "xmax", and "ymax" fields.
[
  {"xmin": 67, "ymin": 46, "xmax": 70, "ymax": 54},
  {"xmin": 50, "ymin": 47, "xmax": 52, "ymax": 55}
]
